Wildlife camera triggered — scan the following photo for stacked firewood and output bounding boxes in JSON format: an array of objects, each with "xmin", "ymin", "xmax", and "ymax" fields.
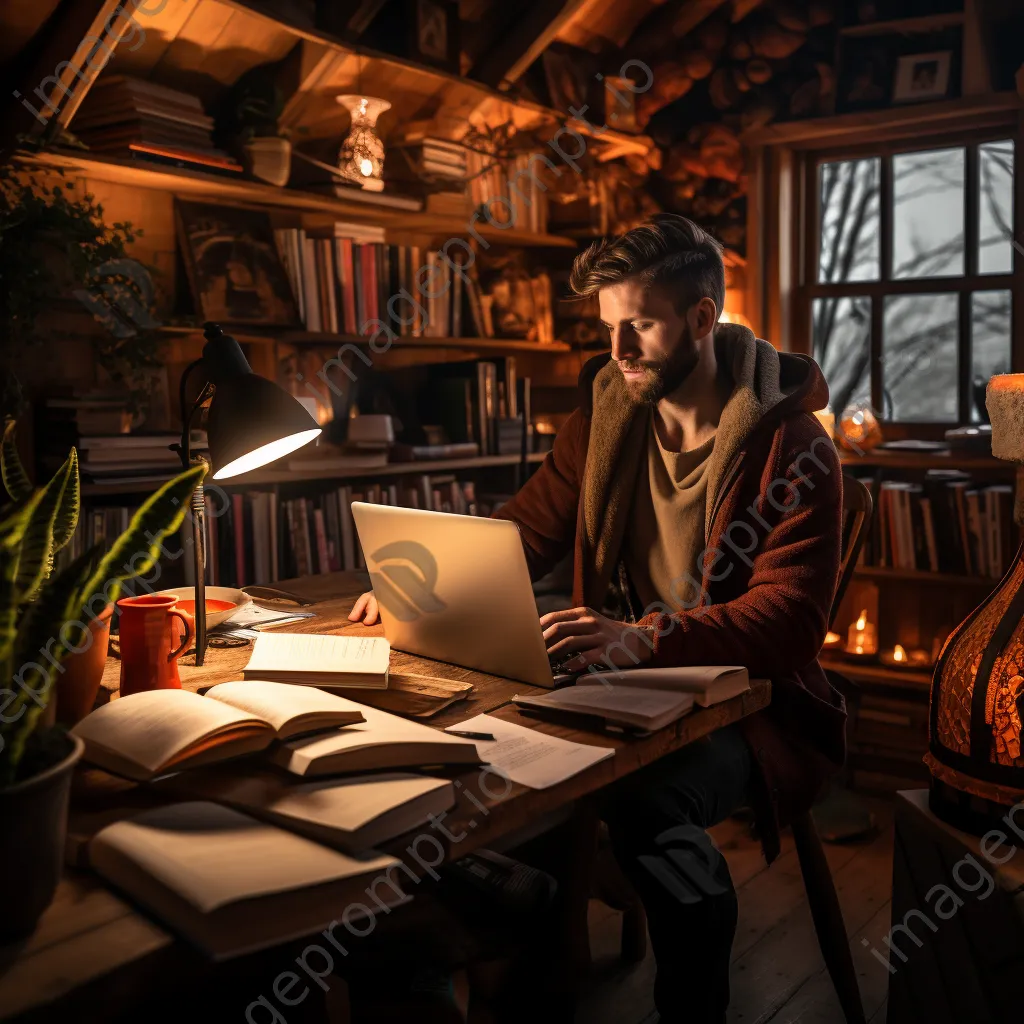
[{"xmin": 619, "ymin": 0, "xmax": 840, "ymax": 254}]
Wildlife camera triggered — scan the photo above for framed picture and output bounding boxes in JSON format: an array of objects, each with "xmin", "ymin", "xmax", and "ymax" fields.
[
  {"xmin": 411, "ymin": 0, "xmax": 459, "ymax": 73},
  {"xmin": 892, "ymin": 51, "xmax": 954, "ymax": 103},
  {"xmin": 174, "ymin": 200, "xmax": 300, "ymax": 326},
  {"xmin": 836, "ymin": 37, "xmax": 897, "ymax": 113}
]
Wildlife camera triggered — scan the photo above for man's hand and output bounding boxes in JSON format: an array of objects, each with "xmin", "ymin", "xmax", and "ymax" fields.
[
  {"xmin": 348, "ymin": 591, "xmax": 380, "ymax": 625},
  {"xmin": 540, "ymin": 606, "xmax": 655, "ymax": 671}
]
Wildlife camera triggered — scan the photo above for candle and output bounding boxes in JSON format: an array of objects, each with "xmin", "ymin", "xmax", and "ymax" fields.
[
  {"xmin": 814, "ymin": 406, "xmax": 835, "ymax": 438},
  {"xmin": 846, "ymin": 609, "xmax": 878, "ymax": 656},
  {"xmin": 823, "ymin": 630, "xmax": 843, "ymax": 649},
  {"xmin": 880, "ymin": 644, "xmax": 931, "ymax": 668}
]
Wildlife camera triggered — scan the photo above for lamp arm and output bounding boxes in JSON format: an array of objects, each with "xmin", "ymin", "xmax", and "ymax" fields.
[{"xmin": 177, "ymin": 357, "xmax": 214, "ymax": 471}]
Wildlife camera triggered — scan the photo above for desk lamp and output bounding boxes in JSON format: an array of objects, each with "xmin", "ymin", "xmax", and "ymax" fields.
[
  {"xmin": 927, "ymin": 373, "xmax": 1024, "ymax": 833},
  {"xmin": 178, "ymin": 322, "xmax": 321, "ymax": 665}
]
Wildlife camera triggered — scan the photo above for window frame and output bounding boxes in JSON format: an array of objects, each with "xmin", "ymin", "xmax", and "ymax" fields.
[{"xmin": 800, "ymin": 128, "xmax": 1017, "ymax": 432}]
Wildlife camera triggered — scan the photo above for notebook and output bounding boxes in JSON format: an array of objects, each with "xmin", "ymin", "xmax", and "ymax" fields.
[
  {"xmin": 576, "ymin": 665, "xmax": 750, "ymax": 707},
  {"xmin": 157, "ymin": 768, "xmax": 455, "ymax": 852},
  {"xmin": 88, "ymin": 802, "xmax": 403, "ymax": 959},
  {"xmin": 512, "ymin": 686, "xmax": 695, "ymax": 733},
  {"xmin": 242, "ymin": 632, "xmax": 390, "ymax": 688},
  {"xmin": 71, "ymin": 683, "xmax": 366, "ymax": 781},
  {"xmin": 272, "ymin": 704, "xmax": 482, "ymax": 777}
]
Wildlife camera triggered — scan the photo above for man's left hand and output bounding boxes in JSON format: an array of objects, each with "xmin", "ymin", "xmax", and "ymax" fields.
[{"xmin": 540, "ymin": 606, "xmax": 655, "ymax": 670}]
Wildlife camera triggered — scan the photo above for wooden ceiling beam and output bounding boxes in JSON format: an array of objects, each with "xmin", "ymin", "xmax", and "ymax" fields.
[
  {"xmin": 626, "ymin": 0, "xmax": 730, "ymax": 57},
  {"xmin": 471, "ymin": 0, "xmax": 593, "ymax": 90}
]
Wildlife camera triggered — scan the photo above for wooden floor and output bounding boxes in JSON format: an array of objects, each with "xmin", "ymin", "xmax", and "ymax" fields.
[{"xmin": 580, "ymin": 796, "xmax": 895, "ymax": 1024}]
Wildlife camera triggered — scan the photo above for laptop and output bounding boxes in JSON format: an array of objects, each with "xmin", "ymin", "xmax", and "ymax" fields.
[{"xmin": 350, "ymin": 502, "xmax": 560, "ymax": 687}]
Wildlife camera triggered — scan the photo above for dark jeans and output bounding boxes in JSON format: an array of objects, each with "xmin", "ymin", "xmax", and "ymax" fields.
[{"xmin": 602, "ymin": 725, "xmax": 752, "ymax": 1024}]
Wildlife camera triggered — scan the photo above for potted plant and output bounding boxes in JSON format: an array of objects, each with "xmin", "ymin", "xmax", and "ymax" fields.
[
  {"xmin": 0, "ymin": 425, "xmax": 204, "ymax": 939},
  {"xmin": 1, "ymin": 138, "xmax": 162, "ymax": 420}
]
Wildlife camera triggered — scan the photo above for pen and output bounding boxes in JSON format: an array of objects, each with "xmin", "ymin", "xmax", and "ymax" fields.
[{"xmin": 447, "ymin": 729, "xmax": 496, "ymax": 741}]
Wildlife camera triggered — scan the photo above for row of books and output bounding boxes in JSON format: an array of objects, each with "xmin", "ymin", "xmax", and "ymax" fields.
[
  {"xmin": 858, "ymin": 473, "xmax": 1019, "ymax": 578},
  {"xmin": 199, "ymin": 476, "xmax": 505, "ymax": 588},
  {"xmin": 466, "ymin": 150, "xmax": 550, "ymax": 235},
  {"xmin": 273, "ymin": 223, "xmax": 494, "ymax": 339}
]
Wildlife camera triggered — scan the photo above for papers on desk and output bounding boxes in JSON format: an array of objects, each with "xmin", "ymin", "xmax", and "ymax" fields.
[
  {"xmin": 446, "ymin": 714, "xmax": 614, "ymax": 790},
  {"xmin": 211, "ymin": 603, "xmax": 317, "ymax": 641},
  {"xmin": 242, "ymin": 632, "xmax": 390, "ymax": 688}
]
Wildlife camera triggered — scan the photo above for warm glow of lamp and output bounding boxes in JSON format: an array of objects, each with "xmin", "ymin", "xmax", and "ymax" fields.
[
  {"xmin": 336, "ymin": 95, "xmax": 390, "ymax": 192},
  {"xmin": 178, "ymin": 323, "xmax": 321, "ymax": 664},
  {"xmin": 926, "ymin": 372, "xmax": 1024, "ymax": 833},
  {"xmin": 719, "ymin": 310, "xmax": 752, "ymax": 329},
  {"xmin": 893, "ymin": 643, "xmax": 906, "ymax": 662}
]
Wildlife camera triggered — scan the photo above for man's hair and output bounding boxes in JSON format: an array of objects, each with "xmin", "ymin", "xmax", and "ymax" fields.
[{"xmin": 569, "ymin": 213, "xmax": 726, "ymax": 319}]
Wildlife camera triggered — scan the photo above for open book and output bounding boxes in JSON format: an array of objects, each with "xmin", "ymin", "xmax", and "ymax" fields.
[
  {"xmin": 242, "ymin": 632, "xmax": 390, "ymax": 689},
  {"xmin": 576, "ymin": 665, "xmax": 750, "ymax": 707},
  {"xmin": 512, "ymin": 686, "xmax": 695, "ymax": 733},
  {"xmin": 157, "ymin": 768, "xmax": 455, "ymax": 852},
  {"xmin": 71, "ymin": 682, "xmax": 366, "ymax": 782},
  {"xmin": 89, "ymin": 802, "xmax": 403, "ymax": 959},
  {"xmin": 272, "ymin": 704, "xmax": 482, "ymax": 777}
]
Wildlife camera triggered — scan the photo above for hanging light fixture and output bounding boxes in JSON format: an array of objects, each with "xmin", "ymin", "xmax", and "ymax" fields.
[{"xmin": 336, "ymin": 94, "xmax": 390, "ymax": 192}]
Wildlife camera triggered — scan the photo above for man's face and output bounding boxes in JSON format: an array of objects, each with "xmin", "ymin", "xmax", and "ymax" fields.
[{"xmin": 599, "ymin": 278, "xmax": 701, "ymax": 403}]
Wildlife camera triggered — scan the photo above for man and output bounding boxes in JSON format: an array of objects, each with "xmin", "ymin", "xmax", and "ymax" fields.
[{"xmin": 350, "ymin": 214, "xmax": 847, "ymax": 1022}]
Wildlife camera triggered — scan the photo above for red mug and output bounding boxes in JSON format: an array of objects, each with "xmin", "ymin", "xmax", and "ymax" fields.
[{"xmin": 116, "ymin": 594, "xmax": 195, "ymax": 697}]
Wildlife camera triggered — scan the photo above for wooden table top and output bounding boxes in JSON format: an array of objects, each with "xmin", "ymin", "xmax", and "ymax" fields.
[{"xmin": 1, "ymin": 571, "xmax": 770, "ymax": 1022}]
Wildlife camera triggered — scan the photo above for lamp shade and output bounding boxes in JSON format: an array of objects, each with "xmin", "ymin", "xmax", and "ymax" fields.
[
  {"xmin": 987, "ymin": 373, "xmax": 1024, "ymax": 464},
  {"xmin": 207, "ymin": 373, "xmax": 321, "ymax": 479}
]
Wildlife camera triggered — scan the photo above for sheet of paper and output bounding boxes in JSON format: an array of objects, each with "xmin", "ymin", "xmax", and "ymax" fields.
[
  {"xmin": 446, "ymin": 714, "xmax": 614, "ymax": 790},
  {"xmin": 213, "ymin": 603, "xmax": 316, "ymax": 639},
  {"xmin": 245, "ymin": 632, "xmax": 389, "ymax": 674}
]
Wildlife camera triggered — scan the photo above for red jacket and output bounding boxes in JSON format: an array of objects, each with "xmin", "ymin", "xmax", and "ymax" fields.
[{"xmin": 496, "ymin": 328, "xmax": 847, "ymax": 862}]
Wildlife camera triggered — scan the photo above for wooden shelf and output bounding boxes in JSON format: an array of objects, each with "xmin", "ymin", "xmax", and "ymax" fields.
[
  {"xmin": 24, "ymin": 151, "xmax": 577, "ymax": 249},
  {"xmin": 852, "ymin": 566, "xmax": 997, "ymax": 587},
  {"xmin": 820, "ymin": 655, "xmax": 932, "ymax": 690},
  {"xmin": 742, "ymin": 92, "xmax": 1019, "ymax": 148},
  {"xmin": 839, "ymin": 12, "xmax": 965, "ymax": 37},
  {"xmin": 158, "ymin": 325, "xmax": 572, "ymax": 355},
  {"xmin": 81, "ymin": 452, "xmax": 547, "ymax": 496},
  {"xmin": 839, "ymin": 449, "xmax": 1009, "ymax": 471}
]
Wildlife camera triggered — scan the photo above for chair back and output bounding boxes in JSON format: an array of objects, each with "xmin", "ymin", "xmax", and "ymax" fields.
[{"xmin": 829, "ymin": 475, "xmax": 873, "ymax": 630}]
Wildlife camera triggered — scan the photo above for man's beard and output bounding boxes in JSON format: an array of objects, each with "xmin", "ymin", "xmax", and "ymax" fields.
[{"xmin": 618, "ymin": 328, "xmax": 700, "ymax": 404}]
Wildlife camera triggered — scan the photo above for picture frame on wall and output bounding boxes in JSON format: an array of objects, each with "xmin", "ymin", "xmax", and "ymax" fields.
[
  {"xmin": 892, "ymin": 51, "xmax": 954, "ymax": 103},
  {"xmin": 174, "ymin": 200, "xmax": 301, "ymax": 326},
  {"xmin": 836, "ymin": 37, "xmax": 897, "ymax": 113},
  {"xmin": 410, "ymin": 0, "xmax": 459, "ymax": 73}
]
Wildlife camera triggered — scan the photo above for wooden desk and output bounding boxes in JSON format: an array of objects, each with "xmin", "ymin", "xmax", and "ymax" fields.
[{"xmin": 0, "ymin": 572, "xmax": 770, "ymax": 1023}]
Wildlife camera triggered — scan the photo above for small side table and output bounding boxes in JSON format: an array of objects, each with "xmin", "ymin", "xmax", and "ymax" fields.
[{"xmin": 888, "ymin": 789, "xmax": 1024, "ymax": 1023}]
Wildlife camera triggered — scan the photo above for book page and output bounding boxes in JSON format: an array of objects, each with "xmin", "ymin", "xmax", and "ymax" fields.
[
  {"xmin": 205, "ymin": 680, "xmax": 366, "ymax": 734},
  {"xmin": 244, "ymin": 633, "xmax": 390, "ymax": 677},
  {"xmin": 576, "ymin": 665, "xmax": 747, "ymax": 693},
  {"xmin": 90, "ymin": 802, "xmax": 398, "ymax": 914},
  {"xmin": 523, "ymin": 686, "xmax": 694, "ymax": 719},
  {"xmin": 445, "ymin": 714, "xmax": 614, "ymax": 790},
  {"xmin": 71, "ymin": 690, "xmax": 264, "ymax": 775}
]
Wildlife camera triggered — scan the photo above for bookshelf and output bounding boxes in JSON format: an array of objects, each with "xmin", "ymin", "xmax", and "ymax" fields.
[{"xmin": 833, "ymin": 445, "xmax": 1021, "ymax": 793}]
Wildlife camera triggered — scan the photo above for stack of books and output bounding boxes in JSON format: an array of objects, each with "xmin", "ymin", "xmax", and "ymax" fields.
[
  {"xmin": 273, "ymin": 222, "xmax": 489, "ymax": 338},
  {"xmin": 402, "ymin": 136, "xmax": 468, "ymax": 183},
  {"xmin": 72, "ymin": 75, "xmax": 241, "ymax": 173},
  {"xmin": 860, "ymin": 472, "xmax": 1018, "ymax": 577}
]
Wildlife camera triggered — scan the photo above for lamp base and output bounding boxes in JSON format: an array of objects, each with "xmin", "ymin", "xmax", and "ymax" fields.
[{"xmin": 927, "ymin": 774, "xmax": 1024, "ymax": 844}]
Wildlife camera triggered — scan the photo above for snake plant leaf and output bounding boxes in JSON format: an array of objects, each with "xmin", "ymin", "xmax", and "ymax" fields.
[
  {"xmin": 51, "ymin": 447, "xmax": 80, "ymax": 554},
  {"xmin": 14, "ymin": 450, "xmax": 76, "ymax": 603},
  {"xmin": 78, "ymin": 463, "xmax": 206, "ymax": 613},
  {"xmin": 1, "ymin": 546, "xmax": 102, "ymax": 785},
  {"xmin": 0, "ymin": 488, "xmax": 47, "ymax": 669},
  {"xmin": 1, "ymin": 420, "xmax": 32, "ymax": 503}
]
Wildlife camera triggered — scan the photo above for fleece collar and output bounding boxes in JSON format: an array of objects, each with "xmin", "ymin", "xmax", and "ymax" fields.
[{"xmin": 579, "ymin": 324, "xmax": 828, "ymax": 607}]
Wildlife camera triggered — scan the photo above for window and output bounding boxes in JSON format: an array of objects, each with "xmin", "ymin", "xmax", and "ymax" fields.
[{"xmin": 809, "ymin": 137, "xmax": 1014, "ymax": 425}]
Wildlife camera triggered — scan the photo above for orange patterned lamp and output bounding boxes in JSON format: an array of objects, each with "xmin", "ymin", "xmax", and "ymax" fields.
[{"xmin": 926, "ymin": 374, "xmax": 1024, "ymax": 832}]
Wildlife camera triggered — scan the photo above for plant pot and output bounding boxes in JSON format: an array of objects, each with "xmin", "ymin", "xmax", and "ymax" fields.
[
  {"xmin": 244, "ymin": 137, "xmax": 291, "ymax": 186},
  {"xmin": 0, "ymin": 731, "xmax": 84, "ymax": 940},
  {"xmin": 55, "ymin": 604, "xmax": 113, "ymax": 726}
]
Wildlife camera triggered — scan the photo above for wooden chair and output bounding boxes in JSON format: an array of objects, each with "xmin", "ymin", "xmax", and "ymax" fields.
[{"xmin": 612, "ymin": 474, "xmax": 875, "ymax": 1024}]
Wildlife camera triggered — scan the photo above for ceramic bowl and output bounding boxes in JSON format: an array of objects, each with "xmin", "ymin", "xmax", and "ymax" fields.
[{"xmin": 156, "ymin": 586, "xmax": 252, "ymax": 628}]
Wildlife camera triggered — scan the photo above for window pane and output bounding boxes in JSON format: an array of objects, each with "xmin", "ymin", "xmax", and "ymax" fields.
[
  {"xmin": 978, "ymin": 140, "xmax": 1015, "ymax": 275},
  {"xmin": 817, "ymin": 158, "xmax": 880, "ymax": 282},
  {"xmin": 970, "ymin": 290, "xmax": 1013, "ymax": 422},
  {"xmin": 892, "ymin": 148, "xmax": 965, "ymax": 279},
  {"xmin": 813, "ymin": 296, "xmax": 872, "ymax": 413},
  {"xmin": 882, "ymin": 294, "xmax": 958, "ymax": 421}
]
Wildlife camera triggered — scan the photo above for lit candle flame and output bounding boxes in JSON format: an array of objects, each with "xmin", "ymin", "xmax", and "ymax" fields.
[
  {"xmin": 893, "ymin": 644, "xmax": 906, "ymax": 662},
  {"xmin": 855, "ymin": 609, "xmax": 867, "ymax": 631}
]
